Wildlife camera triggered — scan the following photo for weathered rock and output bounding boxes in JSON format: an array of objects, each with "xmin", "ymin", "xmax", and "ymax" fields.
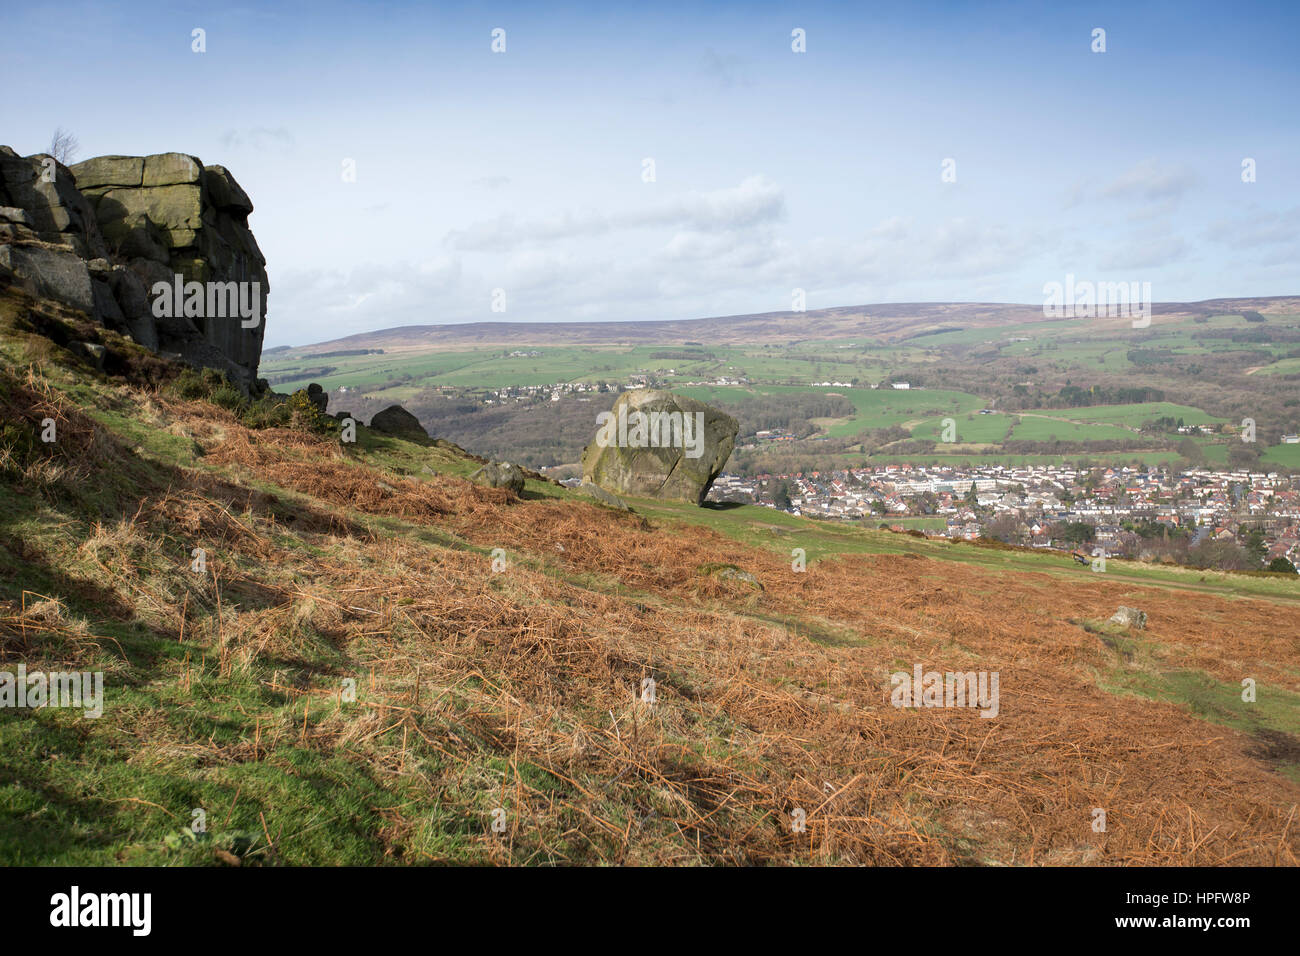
[
  {"xmin": 0, "ymin": 244, "xmax": 94, "ymax": 314},
  {"xmin": 0, "ymin": 146, "xmax": 271, "ymax": 389},
  {"xmin": 470, "ymin": 461, "xmax": 526, "ymax": 494},
  {"xmin": 106, "ymin": 266, "xmax": 157, "ymax": 350},
  {"xmin": 1108, "ymin": 606, "xmax": 1147, "ymax": 630},
  {"xmin": 0, "ymin": 206, "xmax": 31, "ymax": 226},
  {"xmin": 91, "ymin": 278, "xmax": 123, "ymax": 324},
  {"xmin": 142, "ymin": 152, "xmax": 202, "ymax": 187},
  {"xmin": 580, "ymin": 389, "xmax": 738, "ymax": 506},
  {"xmin": 0, "ymin": 150, "xmax": 107, "ymax": 258},
  {"xmin": 204, "ymin": 165, "xmax": 254, "ymax": 215},
  {"xmin": 700, "ymin": 563, "xmax": 763, "ymax": 590},
  {"xmin": 89, "ymin": 183, "xmax": 204, "ymax": 250},
  {"xmin": 369, "ymin": 405, "xmax": 427, "ymax": 438},
  {"xmin": 576, "ymin": 481, "xmax": 630, "ymax": 511},
  {"xmin": 69, "ymin": 155, "xmax": 144, "ymax": 189}
]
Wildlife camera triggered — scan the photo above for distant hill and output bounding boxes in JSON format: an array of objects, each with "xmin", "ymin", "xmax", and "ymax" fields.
[{"xmin": 286, "ymin": 296, "xmax": 1300, "ymax": 354}]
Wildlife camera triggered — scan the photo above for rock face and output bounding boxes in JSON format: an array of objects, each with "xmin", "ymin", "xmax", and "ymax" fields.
[
  {"xmin": 580, "ymin": 389, "xmax": 738, "ymax": 506},
  {"xmin": 0, "ymin": 146, "xmax": 268, "ymax": 389},
  {"xmin": 470, "ymin": 461, "xmax": 526, "ymax": 495},
  {"xmin": 369, "ymin": 405, "xmax": 428, "ymax": 439}
]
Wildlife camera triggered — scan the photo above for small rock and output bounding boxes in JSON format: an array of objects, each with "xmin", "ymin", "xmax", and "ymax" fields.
[
  {"xmin": 305, "ymin": 382, "xmax": 328, "ymax": 414},
  {"xmin": 576, "ymin": 481, "xmax": 629, "ymax": 511},
  {"xmin": 470, "ymin": 461, "xmax": 526, "ymax": 495},
  {"xmin": 0, "ymin": 205, "xmax": 32, "ymax": 226},
  {"xmin": 700, "ymin": 563, "xmax": 763, "ymax": 591},
  {"xmin": 1108, "ymin": 606, "xmax": 1146, "ymax": 630},
  {"xmin": 74, "ymin": 341, "xmax": 106, "ymax": 370}
]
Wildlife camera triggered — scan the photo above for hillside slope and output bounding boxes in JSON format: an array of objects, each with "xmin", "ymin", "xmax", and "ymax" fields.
[{"xmin": 1, "ymin": 286, "xmax": 1298, "ymax": 866}]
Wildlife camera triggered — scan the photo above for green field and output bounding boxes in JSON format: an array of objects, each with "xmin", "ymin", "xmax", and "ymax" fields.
[
  {"xmin": 1251, "ymin": 357, "xmax": 1300, "ymax": 376},
  {"xmin": 1024, "ymin": 402, "xmax": 1223, "ymax": 427},
  {"xmin": 1263, "ymin": 443, "xmax": 1300, "ymax": 468},
  {"xmin": 263, "ymin": 342, "xmax": 895, "ymax": 394},
  {"xmin": 911, "ymin": 412, "xmax": 1012, "ymax": 443},
  {"xmin": 864, "ymin": 451, "xmax": 1188, "ymax": 467},
  {"xmin": 1007, "ymin": 416, "xmax": 1137, "ymax": 442},
  {"xmin": 674, "ymin": 384, "xmax": 986, "ymax": 437}
]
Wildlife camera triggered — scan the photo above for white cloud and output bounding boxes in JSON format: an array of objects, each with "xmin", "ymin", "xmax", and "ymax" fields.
[
  {"xmin": 1099, "ymin": 159, "xmax": 1198, "ymax": 203},
  {"xmin": 218, "ymin": 127, "xmax": 295, "ymax": 151},
  {"xmin": 443, "ymin": 176, "xmax": 786, "ymax": 251},
  {"xmin": 1096, "ymin": 236, "xmax": 1190, "ymax": 271},
  {"xmin": 1205, "ymin": 206, "xmax": 1300, "ymax": 247}
]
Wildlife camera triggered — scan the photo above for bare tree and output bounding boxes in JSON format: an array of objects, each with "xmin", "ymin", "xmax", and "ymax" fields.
[{"xmin": 47, "ymin": 127, "xmax": 79, "ymax": 165}]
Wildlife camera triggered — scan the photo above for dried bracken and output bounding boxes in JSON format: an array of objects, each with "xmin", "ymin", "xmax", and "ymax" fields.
[{"xmin": 2, "ymin": 375, "xmax": 1297, "ymax": 866}]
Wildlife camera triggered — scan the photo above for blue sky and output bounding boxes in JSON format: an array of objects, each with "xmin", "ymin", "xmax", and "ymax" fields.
[{"xmin": 6, "ymin": 0, "xmax": 1298, "ymax": 346}]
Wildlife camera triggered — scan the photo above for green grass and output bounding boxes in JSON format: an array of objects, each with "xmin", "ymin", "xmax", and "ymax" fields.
[
  {"xmin": 910, "ymin": 412, "xmax": 1012, "ymax": 444},
  {"xmin": 1021, "ymin": 402, "xmax": 1223, "ymax": 428},
  {"xmin": 1007, "ymin": 416, "xmax": 1136, "ymax": 442},
  {"xmin": 1262, "ymin": 443, "xmax": 1300, "ymax": 468},
  {"xmin": 263, "ymin": 342, "xmax": 893, "ymax": 394},
  {"xmin": 1249, "ymin": 357, "xmax": 1300, "ymax": 376},
  {"xmin": 610, "ymin": 494, "xmax": 1300, "ymax": 605},
  {"xmin": 675, "ymin": 385, "xmax": 986, "ymax": 438},
  {"xmin": 1091, "ymin": 630, "xmax": 1300, "ymax": 782}
]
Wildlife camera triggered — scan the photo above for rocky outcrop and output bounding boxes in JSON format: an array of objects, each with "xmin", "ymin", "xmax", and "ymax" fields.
[
  {"xmin": 0, "ymin": 146, "xmax": 268, "ymax": 389},
  {"xmin": 580, "ymin": 389, "xmax": 738, "ymax": 506}
]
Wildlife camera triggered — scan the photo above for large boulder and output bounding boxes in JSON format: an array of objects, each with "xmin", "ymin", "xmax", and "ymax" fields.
[
  {"xmin": 369, "ymin": 404, "xmax": 427, "ymax": 439},
  {"xmin": 580, "ymin": 389, "xmax": 738, "ymax": 506}
]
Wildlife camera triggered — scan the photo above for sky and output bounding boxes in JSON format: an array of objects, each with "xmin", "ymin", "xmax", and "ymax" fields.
[{"xmin": 5, "ymin": 0, "xmax": 1298, "ymax": 347}]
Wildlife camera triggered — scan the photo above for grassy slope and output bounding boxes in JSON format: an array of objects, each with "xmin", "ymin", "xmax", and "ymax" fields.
[{"xmin": 2, "ymin": 299, "xmax": 1298, "ymax": 866}]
